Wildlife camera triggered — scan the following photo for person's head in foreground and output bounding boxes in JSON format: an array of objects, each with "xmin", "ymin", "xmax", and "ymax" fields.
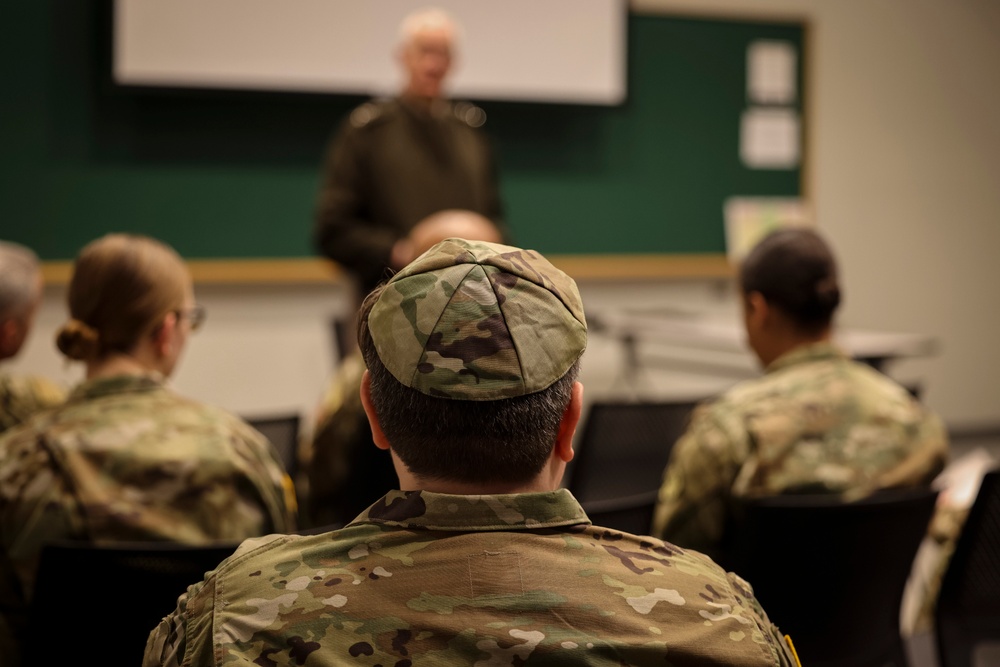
[
  {"xmin": 359, "ymin": 236, "xmax": 587, "ymax": 493},
  {"xmin": 55, "ymin": 233, "xmax": 203, "ymax": 379},
  {"xmin": 143, "ymin": 237, "xmax": 797, "ymax": 667},
  {"xmin": 739, "ymin": 227, "xmax": 840, "ymax": 367},
  {"xmin": 0, "ymin": 241, "xmax": 44, "ymax": 362},
  {"xmin": 397, "ymin": 7, "xmax": 459, "ymax": 100}
]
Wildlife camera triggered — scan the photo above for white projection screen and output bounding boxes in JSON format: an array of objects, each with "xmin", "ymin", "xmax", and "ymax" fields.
[{"xmin": 114, "ymin": 0, "xmax": 627, "ymax": 105}]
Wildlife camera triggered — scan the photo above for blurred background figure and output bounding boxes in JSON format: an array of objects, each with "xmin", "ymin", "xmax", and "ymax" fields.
[
  {"xmin": 651, "ymin": 228, "xmax": 949, "ymax": 560},
  {"xmin": 0, "ymin": 240, "xmax": 65, "ymax": 434},
  {"xmin": 302, "ymin": 210, "xmax": 503, "ymax": 528},
  {"xmin": 312, "ymin": 6, "xmax": 508, "ymax": 303},
  {"xmin": 0, "ymin": 233, "xmax": 297, "ymax": 667}
]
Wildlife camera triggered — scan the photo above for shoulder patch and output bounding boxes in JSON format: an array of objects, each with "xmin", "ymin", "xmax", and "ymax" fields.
[
  {"xmin": 350, "ymin": 100, "xmax": 391, "ymax": 129},
  {"xmin": 452, "ymin": 101, "xmax": 487, "ymax": 128},
  {"xmin": 349, "ymin": 103, "xmax": 379, "ymax": 128}
]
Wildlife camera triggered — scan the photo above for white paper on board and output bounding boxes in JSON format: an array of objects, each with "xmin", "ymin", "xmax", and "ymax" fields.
[
  {"xmin": 723, "ymin": 197, "xmax": 812, "ymax": 263},
  {"xmin": 747, "ymin": 40, "xmax": 797, "ymax": 104},
  {"xmin": 740, "ymin": 108, "xmax": 800, "ymax": 169}
]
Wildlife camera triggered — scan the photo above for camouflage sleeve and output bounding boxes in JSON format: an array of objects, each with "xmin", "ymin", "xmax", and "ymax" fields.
[
  {"xmin": 650, "ymin": 403, "xmax": 744, "ymax": 554},
  {"xmin": 0, "ymin": 375, "xmax": 66, "ymax": 434},
  {"xmin": 144, "ymin": 535, "xmax": 286, "ymax": 667},
  {"xmin": 313, "ymin": 117, "xmax": 398, "ymax": 290},
  {"xmin": 0, "ymin": 426, "xmax": 85, "ymax": 662},
  {"xmin": 727, "ymin": 571, "xmax": 802, "ymax": 667},
  {"xmin": 28, "ymin": 377, "xmax": 66, "ymax": 411},
  {"xmin": 875, "ymin": 408, "xmax": 950, "ymax": 489},
  {"xmin": 142, "ymin": 577, "xmax": 216, "ymax": 667},
  {"xmin": 230, "ymin": 416, "xmax": 299, "ymax": 533}
]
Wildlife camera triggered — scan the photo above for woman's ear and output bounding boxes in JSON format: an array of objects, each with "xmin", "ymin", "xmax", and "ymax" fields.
[
  {"xmin": 745, "ymin": 291, "xmax": 771, "ymax": 330},
  {"xmin": 151, "ymin": 311, "xmax": 178, "ymax": 358}
]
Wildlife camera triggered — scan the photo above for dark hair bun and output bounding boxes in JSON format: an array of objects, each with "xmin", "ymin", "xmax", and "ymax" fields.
[{"xmin": 56, "ymin": 318, "xmax": 101, "ymax": 361}]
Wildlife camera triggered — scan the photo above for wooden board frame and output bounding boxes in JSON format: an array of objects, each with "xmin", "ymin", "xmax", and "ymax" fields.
[
  {"xmin": 36, "ymin": 9, "xmax": 810, "ymax": 286},
  {"xmin": 41, "ymin": 253, "xmax": 734, "ymax": 286}
]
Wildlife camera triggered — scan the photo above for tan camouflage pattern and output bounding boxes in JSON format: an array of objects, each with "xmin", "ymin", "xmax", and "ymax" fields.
[
  {"xmin": 370, "ymin": 238, "xmax": 587, "ymax": 400},
  {"xmin": 652, "ymin": 342, "xmax": 949, "ymax": 554},
  {"xmin": 0, "ymin": 373, "xmax": 297, "ymax": 667},
  {"xmin": 144, "ymin": 488, "xmax": 797, "ymax": 667},
  {"xmin": 0, "ymin": 372, "xmax": 65, "ymax": 435}
]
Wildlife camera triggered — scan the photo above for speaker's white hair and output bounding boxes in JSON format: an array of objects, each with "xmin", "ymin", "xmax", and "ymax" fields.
[
  {"xmin": 397, "ymin": 7, "xmax": 461, "ymax": 48},
  {"xmin": 0, "ymin": 241, "xmax": 41, "ymax": 320}
]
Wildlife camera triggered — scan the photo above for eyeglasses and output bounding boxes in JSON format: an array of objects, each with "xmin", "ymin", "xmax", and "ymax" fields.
[{"xmin": 175, "ymin": 305, "xmax": 207, "ymax": 331}]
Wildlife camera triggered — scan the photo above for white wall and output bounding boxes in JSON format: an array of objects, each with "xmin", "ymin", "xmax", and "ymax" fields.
[
  {"xmin": 8, "ymin": 0, "xmax": 1000, "ymax": 436},
  {"xmin": 633, "ymin": 0, "xmax": 1000, "ymax": 429},
  {"xmin": 11, "ymin": 282, "xmax": 349, "ymax": 443}
]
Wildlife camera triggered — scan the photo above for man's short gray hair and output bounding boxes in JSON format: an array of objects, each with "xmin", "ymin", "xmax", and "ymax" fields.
[
  {"xmin": 0, "ymin": 241, "xmax": 42, "ymax": 320},
  {"xmin": 397, "ymin": 7, "xmax": 461, "ymax": 48}
]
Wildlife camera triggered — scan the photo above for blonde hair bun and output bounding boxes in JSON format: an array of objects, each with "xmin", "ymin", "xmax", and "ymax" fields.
[{"xmin": 56, "ymin": 318, "xmax": 101, "ymax": 361}]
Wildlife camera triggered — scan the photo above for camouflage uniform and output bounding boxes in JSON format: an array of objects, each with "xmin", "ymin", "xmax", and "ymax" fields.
[
  {"xmin": 145, "ymin": 240, "xmax": 798, "ymax": 666},
  {"xmin": 144, "ymin": 488, "xmax": 798, "ymax": 667},
  {"xmin": 313, "ymin": 97, "xmax": 507, "ymax": 296},
  {"xmin": 0, "ymin": 372, "xmax": 65, "ymax": 435},
  {"xmin": 651, "ymin": 342, "xmax": 949, "ymax": 557},
  {"xmin": 0, "ymin": 373, "xmax": 297, "ymax": 666}
]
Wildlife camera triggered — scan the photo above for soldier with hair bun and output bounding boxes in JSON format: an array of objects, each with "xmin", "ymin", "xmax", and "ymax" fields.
[
  {"xmin": 651, "ymin": 227, "xmax": 949, "ymax": 558},
  {"xmin": 145, "ymin": 238, "xmax": 798, "ymax": 667},
  {"xmin": 0, "ymin": 233, "xmax": 297, "ymax": 667}
]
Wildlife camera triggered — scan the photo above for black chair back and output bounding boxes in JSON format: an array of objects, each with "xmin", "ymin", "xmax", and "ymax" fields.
[
  {"xmin": 28, "ymin": 539, "xmax": 240, "ymax": 666},
  {"xmin": 565, "ymin": 399, "xmax": 700, "ymax": 534},
  {"xmin": 935, "ymin": 469, "xmax": 1000, "ymax": 667},
  {"xmin": 245, "ymin": 412, "xmax": 301, "ymax": 482},
  {"xmin": 718, "ymin": 487, "xmax": 939, "ymax": 667}
]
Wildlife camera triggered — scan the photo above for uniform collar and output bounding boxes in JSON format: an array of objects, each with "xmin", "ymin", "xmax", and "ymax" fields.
[
  {"xmin": 765, "ymin": 340, "xmax": 848, "ymax": 374},
  {"xmin": 352, "ymin": 488, "xmax": 590, "ymax": 532},
  {"xmin": 397, "ymin": 95, "xmax": 452, "ymax": 121},
  {"xmin": 67, "ymin": 372, "xmax": 167, "ymax": 403}
]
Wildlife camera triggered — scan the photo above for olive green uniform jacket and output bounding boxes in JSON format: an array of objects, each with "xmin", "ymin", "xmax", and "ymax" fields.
[
  {"xmin": 144, "ymin": 488, "xmax": 798, "ymax": 667},
  {"xmin": 0, "ymin": 373, "xmax": 297, "ymax": 667},
  {"xmin": 652, "ymin": 342, "xmax": 949, "ymax": 557},
  {"xmin": 313, "ymin": 97, "xmax": 506, "ymax": 295}
]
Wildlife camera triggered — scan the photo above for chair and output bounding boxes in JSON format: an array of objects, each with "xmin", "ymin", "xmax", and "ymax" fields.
[
  {"xmin": 28, "ymin": 539, "xmax": 241, "ymax": 666},
  {"xmin": 564, "ymin": 399, "xmax": 700, "ymax": 534},
  {"xmin": 244, "ymin": 412, "xmax": 302, "ymax": 483},
  {"xmin": 330, "ymin": 314, "xmax": 357, "ymax": 362},
  {"xmin": 717, "ymin": 487, "xmax": 939, "ymax": 667},
  {"xmin": 935, "ymin": 469, "xmax": 1000, "ymax": 667},
  {"xmin": 576, "ymin": 490, "xmax": 661, "ymax": 536}
]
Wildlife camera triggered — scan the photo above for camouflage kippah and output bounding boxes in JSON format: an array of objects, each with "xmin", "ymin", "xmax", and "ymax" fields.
[{"xmin": 368, "ymin": 238, "xmax": 587, "ymax": 400}]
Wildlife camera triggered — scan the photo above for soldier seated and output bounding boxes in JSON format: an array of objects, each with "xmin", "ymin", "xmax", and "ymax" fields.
[
  {"xmin": 145, "ymin": 238, "xmax": 798, "ymax": 667},
  {"xmin": 0, "ymin": 233, "xmax": 297, "ymax": 667},
  {"xmin": 651, "ymin": 228, "xmax": 948, "ymax": 559}
]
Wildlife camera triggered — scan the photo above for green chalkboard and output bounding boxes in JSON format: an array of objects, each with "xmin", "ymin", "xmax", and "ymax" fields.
[{"xmin": 1, "ymin": 2, "xmax": 805, "ymax": 264}]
